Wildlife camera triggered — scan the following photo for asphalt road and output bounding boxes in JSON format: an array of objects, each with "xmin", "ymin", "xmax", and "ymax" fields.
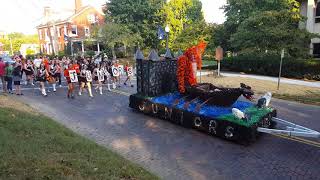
[{"xmin": 10, "ymin": 80, "xmax": 320, "ymax": 180}]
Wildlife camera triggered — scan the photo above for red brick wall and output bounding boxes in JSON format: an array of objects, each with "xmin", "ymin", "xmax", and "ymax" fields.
[{"xmin": 37, "ymin": 6, "xmax": 105, "ymax": 54}]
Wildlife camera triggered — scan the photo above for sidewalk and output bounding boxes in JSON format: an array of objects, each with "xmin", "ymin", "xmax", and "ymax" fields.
[{"xmin": 197, "ymin": 71, "xmax": 320, "ymax": 88}]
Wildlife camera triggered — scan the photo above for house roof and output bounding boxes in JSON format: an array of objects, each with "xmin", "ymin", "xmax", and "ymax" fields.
[{"xmin": 36, "ymin": 5, "xmax": 104, "ymax": 29}]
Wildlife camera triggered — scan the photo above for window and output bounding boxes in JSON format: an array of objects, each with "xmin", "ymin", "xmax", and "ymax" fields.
[
  {"xmin": 87, "ymin": 14, "xmax": 96, "ymax": 23},
  {"xmin": 39, "ymin": 29, "xmax": 42, "ymax": 39},
  {"xmin": 84, "ymin": 27, "xmax": 90, "ymax": 36},
  {"xmin": 313, "ymin": 43, "xmax": 320, "ymax": 58},
  {"xmin": 71, "ymin": 25, "xmax": 77, "ymax": 35},
  {"xmin": 316, "ymin": 3, "xmax": 320, "ymax": 23}
]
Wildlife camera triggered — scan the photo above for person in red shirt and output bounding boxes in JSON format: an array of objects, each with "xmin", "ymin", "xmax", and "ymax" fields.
[
  {"xmin": 0, "ymin": 57, "xmax": 7, "ymax": 93},
  {"xmin": 64, "ymin": 63, "xmax": 76, "ymax": 99},
  {"xmin": 123, "ymin": 61, "xmax": 133, "ymax": 87},
  {"xmin": 43, "ymin": 57, "xmax": 50, "ymax": 71},
  {"xmin": 72, "ymin": 60, "xmax": 81, "ymax": 86}
]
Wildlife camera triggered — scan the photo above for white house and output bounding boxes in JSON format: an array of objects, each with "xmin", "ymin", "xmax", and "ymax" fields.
[
  {"xmin": 20, "ymin": 44, "xmax": 39, "ymax": 58},
  {"xmin": 300, "ymin": 0, "xmax": 320, "ymax": 57}
]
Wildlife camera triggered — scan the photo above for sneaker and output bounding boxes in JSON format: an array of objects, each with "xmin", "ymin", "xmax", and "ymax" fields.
[
  {"xmin": 71, "ymin": 95, "xmax": 75, "ymax": 99},
  {"xmin": 53, "ymin": 89, "xmax": 56, "ymax": 92},
  {"xmin": 47, "ymin": 90, "xmax": 51, "ymax": 93},
  {"xmin": 131, "ymin": 85, "xmax": 134, "ymax": 87},
  {"xmin": 78, "ymin": 92, "xmax": 82, "ymax": 96},
  {"xmin": 67, "ymin": 94, "xmax": 70, "ymax": 98},
  {"xmin": 124, "ymin": 83, "xmax": 127, "ymax": 86},
  {"xmin": 59, "ymin": 85, "xmax": 62, "ymax": 88}
]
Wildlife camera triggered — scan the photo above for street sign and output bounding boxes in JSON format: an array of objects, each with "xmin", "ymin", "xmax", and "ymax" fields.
[{"xmin": 215, "ymin": 46, "xmax": 224, "ymax": 76}]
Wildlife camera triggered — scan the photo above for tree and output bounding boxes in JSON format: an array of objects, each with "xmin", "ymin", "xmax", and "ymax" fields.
[
  {"xmin": 161, "ymin": 0, "xmax": 204, "ymax": 48},
  {"xmin": 106, "ymin": 0, "xmax": 164, "ymax": 49},
  {"xmin": 95, "ymin": 23, "xmax": 140, "ymax": 58},
  {"xmin": 230, "ymin": 10, "xmax": 315, "ymax": 57},
  {"xmin": 173, "ymin": 21, "xmax": 211, "ymax": 51},
  {"xmin": 222, "ymin": 0, "xmax": 302, "ymax": 52},
  {"xmin": 0, "ymin": 33, "xmax": 39, "ymax": 55}
]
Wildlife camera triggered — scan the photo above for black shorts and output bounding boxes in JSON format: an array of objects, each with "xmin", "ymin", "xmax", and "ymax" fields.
[
  {"xmin": 25, "ymin": 70, "xmax": 34, "ymax": 76},
  {"xmin": 14, "ymin": 81, "xmax": 20, "ymax": 85},
  {"xmin": 37, "ymin": 76, "xmax": 46, "ymax": 82},
  {"xmin": 55, "ymin": 73, "xmax": 61, "ymax": 78},
  {"xmin": 79, "ymin": 77, "xmax": 87, "ymax": 83}
]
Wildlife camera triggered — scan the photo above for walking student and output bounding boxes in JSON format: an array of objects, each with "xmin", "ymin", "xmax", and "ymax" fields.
[
  {"xmin": 78, "ymin": 64, "xmax": 93, "ymax": 97},
  {"xmin": 37, "ymin": 63, "xmax": 48, "ymax": 97},
  {"xmin": 123, "ymin": 61, "xmax": 134, "ymax": 87},
  {"xmin": 64, "ymin": 63, "xmax": 75, "ymax": 99},
  {"xmin": 5, "ymin": 62, "xmax": 13, "ymax": 94},
  {"xmin": 24, "ymin": 59, "xmax": 34, "ymax": 85},
  {"xmin": 54, "ymin": 59, "xmax": 62, "ymax": 87},
  {"xmin": 93, "ymin": 63, "xmax": 103, "ymax": 95},
  {"xmin": 0, "ymin": 57, "xmax": 7, "ymax": 93},
  {"xmin": 12, "ymin": 61, "xmax": 23, "ymax": 95}
]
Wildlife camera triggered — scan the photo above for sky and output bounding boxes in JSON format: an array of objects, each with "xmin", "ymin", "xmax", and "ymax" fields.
[{"xmin": 0, "ymin": 0, "xmax": 226, "ymax": 35}]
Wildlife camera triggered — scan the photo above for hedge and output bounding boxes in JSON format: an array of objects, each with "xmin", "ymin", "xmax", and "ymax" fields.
[{"xmin": 221, "ymin": 55, "xmax": 320, "ymax": 81}]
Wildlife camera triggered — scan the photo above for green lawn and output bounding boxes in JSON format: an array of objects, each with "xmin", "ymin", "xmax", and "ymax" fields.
[{"xmin": 0, "ymin": 107, "xmax": 158, "ymax": 180}]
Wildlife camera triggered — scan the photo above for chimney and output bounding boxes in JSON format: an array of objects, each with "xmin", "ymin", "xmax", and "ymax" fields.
[
  {"xmin": 44, "ymin": 6, "xmax": 51, "ymax": 18},
  {"xmin": 75, "ymin": 0, "xmax": 82, "ymax": 13}
]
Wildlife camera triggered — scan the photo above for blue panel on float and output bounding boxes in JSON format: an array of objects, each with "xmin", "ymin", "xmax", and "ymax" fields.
[{"xmin": 151, "ymin": 93, "xmax": 254, "ymax": 118}]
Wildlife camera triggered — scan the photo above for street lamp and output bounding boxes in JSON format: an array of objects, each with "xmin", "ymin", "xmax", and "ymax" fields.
[{"xmin": 164, "ymin": 25, "xmax": 172, "ymax": 59}]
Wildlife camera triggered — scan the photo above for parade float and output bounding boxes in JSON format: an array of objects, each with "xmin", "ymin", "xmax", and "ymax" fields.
[{"xmin": 129, "ymin": 42, "xmax": 320, "ymax": 145}]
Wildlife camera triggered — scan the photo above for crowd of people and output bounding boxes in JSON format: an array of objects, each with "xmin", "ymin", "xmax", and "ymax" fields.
[{"xmin": 0, "ymin": 54, "xmax": 134, "ymax": 99}]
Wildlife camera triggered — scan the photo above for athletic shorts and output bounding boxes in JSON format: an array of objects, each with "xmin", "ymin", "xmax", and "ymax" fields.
[{"xmin": 14, "ymin": 81, "xmax": 20, "ymax": 85}]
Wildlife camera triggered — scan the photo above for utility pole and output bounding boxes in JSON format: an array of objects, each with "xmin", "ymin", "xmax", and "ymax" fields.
[{"xmin": 9, "ymin": 37, "xmax": 13, "ymax": 55}]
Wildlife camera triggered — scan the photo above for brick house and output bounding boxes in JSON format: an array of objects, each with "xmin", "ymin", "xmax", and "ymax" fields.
[{"xmin": 36, "ymin": 0, "xmax": 105, "ymax": 55}]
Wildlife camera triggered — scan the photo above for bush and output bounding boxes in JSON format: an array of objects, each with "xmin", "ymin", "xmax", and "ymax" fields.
[
  {"xmin": 85, "ymin": 50, "xmax": 95, "ymax": 58},
  {"xmin": 221, "ymin": 54, "xmax": 320, "ymax": 81}
]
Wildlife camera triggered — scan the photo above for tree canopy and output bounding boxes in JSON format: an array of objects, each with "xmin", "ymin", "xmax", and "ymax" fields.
[
  {"xmin": 0, "ymin": 33, "xmax": 39, "ymax": 55},
  {"xmin": 162, "ymin": 0, "xmax": 204, "ymax": 48},
  {"xmin": 106, "ymin": 0, "xmax": 164, "ymax": 49},
  {"xmin": 222, "ymin": 0, "xmax": 314, "ymax": 57}
]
